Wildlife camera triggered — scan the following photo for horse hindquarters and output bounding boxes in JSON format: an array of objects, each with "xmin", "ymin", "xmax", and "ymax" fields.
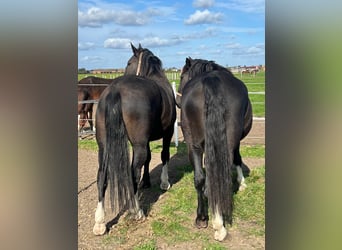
[
  {"xmin": 203, "ymin": 82, "xmax": 233, "ymax": 241},
  {"xmin": 93, "ymin": 87, "xmax": 136, "ymax": 235}
]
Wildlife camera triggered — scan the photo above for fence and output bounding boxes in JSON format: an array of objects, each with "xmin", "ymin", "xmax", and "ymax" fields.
[{"xmin": 78, "ymin": 81, "xmax": 265, "ymax": 144}]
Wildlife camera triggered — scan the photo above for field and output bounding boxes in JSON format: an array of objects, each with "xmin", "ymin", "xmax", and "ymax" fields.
[
  {"xmin": 78, "ymin": 71, "xmax": 265, "ymax": 117},
  {"xmin": 78, "ymin": 70, "xmax": 265, "ymax": 249}
]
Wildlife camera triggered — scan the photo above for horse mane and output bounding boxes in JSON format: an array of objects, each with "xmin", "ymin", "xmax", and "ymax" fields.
[
  {"xmin": 139, "ymin": 49, "xmax": 165, "ymax": 79},
  {"xmin": 186, "ymin": 59, "xmax": 233, "ymax": 79}
]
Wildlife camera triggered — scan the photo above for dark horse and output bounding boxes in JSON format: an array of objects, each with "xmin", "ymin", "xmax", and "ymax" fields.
[
  {"xmin": 93, "ymin": 44, "xmax": 176, "ymax": 235},
  {"xmin": 78, "ymin": 76, "xmax": 111, "ymax": 131},
  {"xmin": 175, "ymin": 58, "xmax": 252, "ymax": 241}
]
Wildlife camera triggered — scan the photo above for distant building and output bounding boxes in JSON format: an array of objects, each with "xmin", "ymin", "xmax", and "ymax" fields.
[{"xmin": 90, "ymin": 68, "xmax": 124, "ymax": 74}]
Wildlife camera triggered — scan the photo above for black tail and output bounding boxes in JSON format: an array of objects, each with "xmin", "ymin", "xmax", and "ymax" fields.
[
  {"xmin": 103, "ymin": 86, "xmax": 134, "ymax": 214},
  {"xmin": 203, "ymin": 79, "xmax": 233, "ymax": 225}
]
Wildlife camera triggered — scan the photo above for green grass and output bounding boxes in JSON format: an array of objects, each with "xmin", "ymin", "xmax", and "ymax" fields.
[
  {"xmin": 245, "ymin": 83, "xmax": 265, "ymax": 92},
  {"xmin": 79, "ymin": 138, "xmax": 264, "ymax": 248},
  {"xmin": 133, "ymin": 240, "xmax": 157, "ymax": 250},
  {"xmin": 240, "ymin": 145, "xmax": 265, "ymax": 158},
  {"xmin": 79, "ymin": 140, "xmax": 264, "ymax": 159},
  {"xmin": 234, "ymin": 165, "xmax": 265, "ymax": 236},
  {"xmin": 147, "ymin": 163, "xmax": 265, "ymax": 248},
  {"xmin": 78, "ymin": 139, "xmax": 98, "ymax": 150}
]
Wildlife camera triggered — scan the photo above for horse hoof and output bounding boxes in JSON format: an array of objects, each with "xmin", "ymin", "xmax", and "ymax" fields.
[
  {"xmin": 136, "ymin": 209, "xmax": 145, "ymax": 221},
  {"xmin": 93, "ymin": 223, "xmax": 106, "ymax": 236},
  {"xmin": 239, "ymin": 183, "xmax": 247, "ymax": 191},
  {"xmin": 160, "ymin": 182, "xmax": 170, "ymax": 191},
  {"xmin": 195, "ymin": 218, "xmax": 208, "ymax": 229},
  {"xmin": 214, "ymin": 227, "xmax": 227, "ymax": 241},
  {"xmin": 126, "ymin": 209, "xmax": 145, "ymax": 221}
]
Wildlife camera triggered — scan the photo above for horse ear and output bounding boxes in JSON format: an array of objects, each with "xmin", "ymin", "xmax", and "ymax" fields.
[
  {"xmin": 185, "ymin": 57, "xmax": 192, "ymax": 67},
  {"xmin": 131, "ymin": 43, "xmax": 138, "ymax": 56},
  {"xmin": 138, "ymin": 43, "xmax": 142, "ymax": 49}
]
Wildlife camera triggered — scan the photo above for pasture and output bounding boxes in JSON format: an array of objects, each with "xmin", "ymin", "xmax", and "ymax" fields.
[
  {"xmin": 78, "ymin": 69, "xmax": 265, "ymax": 249},
  {"xmin": 78, "ymin": 70, "xmax": 265, "ymax": 117}
]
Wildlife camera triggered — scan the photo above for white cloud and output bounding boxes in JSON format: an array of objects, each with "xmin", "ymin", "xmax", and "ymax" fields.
[
  {"xmin": 184, "ymin": 9, "xmax": 223, "ymax": 25},
  {"xmin": 171, "ymin": 27, "xmax": 217, "ymax": 41},
  {"xmin": 232, "ymin": 44, "xmax": 265, "ymax": 56},
  {"xmin": 221, "ymin": 27, "xmax": 264, "ymax": 33},
  {"xmin": 80, "ymin": 56, "xmax": 104, "ymax": 63},
  {"xmin": 103, "ymin": 38, "xmax": 132, "ymax": 49},
  {"xmin": 217, "ymin": 0, "xmax": 265, "ymax": 14},
  {"xmin": 78, "ymin": 42, "xmax": 96, "ymax": 50},
  {"xmin": 225, "ymin": 42, "xmax": 242, "ymax": 49},
  {"xmin": 193, "ymin": 0, "xmax": 215, "ymax": 8},
  {"xmin": 140, "ymin": 37, "xmax": 174, "ymax": 47},
  {"xmin": 78, "ymin": 7, "xmax": 159, "ymax": 28}
]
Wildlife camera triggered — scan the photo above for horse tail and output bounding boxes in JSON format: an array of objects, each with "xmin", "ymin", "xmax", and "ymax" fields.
[
  {"xmin": 103, "ymin": 86, "xmax": 134, "ymax": 214},
  {"xmin": 203, "ymin": 79, "xmax": 233, "ymax": 225}
]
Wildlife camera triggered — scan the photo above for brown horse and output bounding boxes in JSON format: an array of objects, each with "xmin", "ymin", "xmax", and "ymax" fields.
[
  {"xmin": 78, "ymin": 76, "xmax": 112, "ymax": 131},
  {"xmin": 92, "ymin": 44, "xmax": 176, "ymax": 236}
]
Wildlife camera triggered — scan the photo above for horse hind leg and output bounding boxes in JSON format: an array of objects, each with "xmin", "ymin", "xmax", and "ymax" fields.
[
  {"xmin": 93, "ymin": 146, "xmax": 107, "ymax": 236},
  {"xmin": 88, "ymin": 111, "xmax": 93, "ymax": 131},
  {"xmin": 140, "ymin": 144, "xmax": 151, "ymax": 189},
  {"xmin": 160, "ymin": 162, "xmax": 170, "ymax": 190},
  {"xmin": 160, "ymin": 129, "xmax": 173, "ymax": 190},
  {"xmin": 190, "ymin": 145, "xmax": 208, "ymax": 229},
  {"xmin": 78, "ymin": 112, "xmax": 87, "ymax": 132},
  {"xmin": 212, "ymin": 207, "xmax": 227, "ymax": 241},
  {"xmin": 234, "ymin": 147, "xmax": 247, "ymax": 191},
  {"xmin": 93, "ymin": 200, "xmax": 106, "ymax": 235},
  {"xmin": 236, "ymin": 165, "xmax": 247, "ymax": 191},
  {"xmin": 127, "ymin": 144, "xmax": 147, "ymax": 220}
]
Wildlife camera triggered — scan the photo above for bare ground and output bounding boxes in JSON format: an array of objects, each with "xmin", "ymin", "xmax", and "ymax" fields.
[{"xmin": 78, "ymin": 120, "xmax": 265, "ymax": 249}]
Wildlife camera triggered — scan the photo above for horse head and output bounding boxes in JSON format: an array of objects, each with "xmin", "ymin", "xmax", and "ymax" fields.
[{"xmin": 125, "ymin": 43, "xmax": 163, "ymax": 77}]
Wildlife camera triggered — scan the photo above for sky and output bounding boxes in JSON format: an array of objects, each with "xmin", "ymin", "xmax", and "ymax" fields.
[{"xmin": 78, "ymin": 0, "xmax": 265, "ymax": 70}]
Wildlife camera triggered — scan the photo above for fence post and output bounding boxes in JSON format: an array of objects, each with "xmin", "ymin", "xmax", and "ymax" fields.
[
  {"xmin": 77, "ymin": 114, "xmax": 80, "ymax": 131},
  {"xmin": 172, "ymin": 81, "xmax": 178, "ymax": 147}
]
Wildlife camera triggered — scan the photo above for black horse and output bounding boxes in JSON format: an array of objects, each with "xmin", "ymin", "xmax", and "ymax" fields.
[
  {"xmin": 78, "ymin": 76, "xmax": 111, "ymax": 132},
  {"xmin": 175, "ymin": 58, "xmax": 253, "ymax": 241},
  {"xmin": 93, "ymin": 44, "xmax": 176, "ymax": 236}
]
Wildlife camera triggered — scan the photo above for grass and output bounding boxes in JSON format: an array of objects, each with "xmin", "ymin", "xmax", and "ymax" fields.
[
  {"xmin": 133, "ymin": 240, "xmax": 157, "ymax": 250},
  {"xmin": 78, "ymin": 139, "xmax": 98, "ymax": 150},
  {"xmin": 240, "ymin": 145, "xmax": 265, "ymax": 158},
  {"xmin": 78, "ymin": 140, "xmax": 264, "ymax": 159},
  {"xmin": 234, "ymin": 165, "xmax": 265, "ymax": 236},
  {"xmin": 78, "ymin": 140, "xmax": 187, "ymax": 155},
  {"xmin": 80, "ymin": 139, "xmax": 265, "ymax": 248}
]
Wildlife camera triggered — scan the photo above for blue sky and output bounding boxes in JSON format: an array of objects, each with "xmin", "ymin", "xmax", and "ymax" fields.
[{"xmin": 78, "ymin": 0, "xmax": 264, "ymax": 70}]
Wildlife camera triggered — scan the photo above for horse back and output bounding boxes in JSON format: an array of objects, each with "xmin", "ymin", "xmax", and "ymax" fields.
[
  {"xmin": 97, "ymin": 75, "xmax": 168, "ymax": 143},
  {"xmin": 181, "ymin": 70, "xmax": 251, "ymax": 143}
]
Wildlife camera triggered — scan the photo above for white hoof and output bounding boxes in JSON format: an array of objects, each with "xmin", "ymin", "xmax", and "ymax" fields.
[
  {"xmin": 135, "ymin": 209, "xmax": 145, "ymax": 221},
  {"xmin": 214, "ymin": 227, "xmax": 227, "ymax": 241},
  {"xmin": 93, "ymin": 223, "xmax": 106, "ymax": 235},
  {"xmin": 160, "ymin": 182, "xmax": 171, "ymax": 190},
  {"xmin": 239, "ymin": 183, "xmax": 247, "ymax": 191}
]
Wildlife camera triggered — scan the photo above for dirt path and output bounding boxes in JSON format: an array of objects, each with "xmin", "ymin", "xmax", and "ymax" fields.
[{"xmin": 78, "ymin": 120, "xmax": 265, "ymax": 249}]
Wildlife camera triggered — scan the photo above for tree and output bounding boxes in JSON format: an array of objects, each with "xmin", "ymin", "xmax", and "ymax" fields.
[{"xmin": 78, "ymin": 68, "xmax": 88, "ymax": 74}]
